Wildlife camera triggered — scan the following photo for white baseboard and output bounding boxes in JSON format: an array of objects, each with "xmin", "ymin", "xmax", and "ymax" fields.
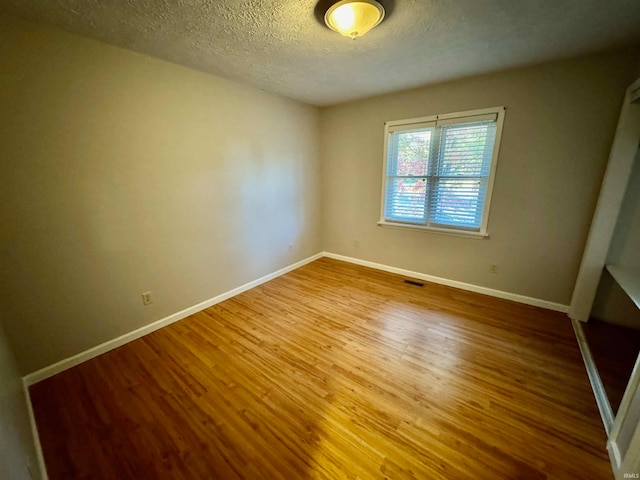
[
  {"xmin": 18, "ymin": 249, "xmax": 572, "ymax": 480},
  {"xmin": 322, "ymin": 252, "xmax": 570, "ymax": 313},
  {"xmin": 22, "ymin": 250, "xmax": 569, "ymax": 386},
  {"xmin": 23, "ymin": 253, "xmax": 323, "ymax": 386},
  {"xmin": 23, "ymin": 379, "xmax": 48, "ymax": 480}
]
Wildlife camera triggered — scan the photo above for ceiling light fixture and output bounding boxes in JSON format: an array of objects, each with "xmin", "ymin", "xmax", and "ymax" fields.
[{"xmin": 324, "ymin": 0, "xmax": 385, "ymax": 39}]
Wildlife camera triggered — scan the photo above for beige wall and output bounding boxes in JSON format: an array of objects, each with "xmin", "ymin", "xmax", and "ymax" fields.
[
  {"xmin": 0, "ymin": 18, "xmax": 322, "ymax": 374},
  {"xmin": 0, "ymin": 322, "xmax": 39, "ymax": 479},
  {"xmin": 320, "ymin": 49, "xmax": 640, "ymax": 306}
]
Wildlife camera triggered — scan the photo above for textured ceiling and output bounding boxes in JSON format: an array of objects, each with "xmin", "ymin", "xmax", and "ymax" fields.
[{"xmin": 2, "ymin": 0, "xmax": 640, "ymax": 106}]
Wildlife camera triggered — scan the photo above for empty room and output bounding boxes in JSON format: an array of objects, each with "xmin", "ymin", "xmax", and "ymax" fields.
[{"xmin": 2, "ymin": 0, "xmax": 640, "ymax": 479}]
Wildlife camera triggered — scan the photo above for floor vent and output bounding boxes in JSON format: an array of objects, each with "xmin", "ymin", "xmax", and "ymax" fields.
[{"xmin": 404, "ymin": 279, "xmax": 424, "ymax": 287}]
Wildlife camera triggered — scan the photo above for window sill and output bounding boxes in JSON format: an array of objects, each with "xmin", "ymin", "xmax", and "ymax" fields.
[{"xmin": 377, "ymin": 220, "xmax": 489, "ymax": 239}]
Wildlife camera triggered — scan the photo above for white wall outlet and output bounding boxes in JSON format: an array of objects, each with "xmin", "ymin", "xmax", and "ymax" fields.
[
  {"xmin": 288, "ymin": 244, "xmax": 293, "ymax": 252},
  {"xmin": 354, "ymin": 240, "xmax": 360, "ymax": 248},
  {"xmin": 141, "ymin": 291, "xmax": 152, "ymax": 305},
  {"xmin": 490, "ymin": 264, "xmax": 498, "ymax": 274}
]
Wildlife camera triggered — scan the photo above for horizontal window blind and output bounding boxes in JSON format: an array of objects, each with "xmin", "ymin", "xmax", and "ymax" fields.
[
  {"xmin": 384, "ymin": 127, "xmax": 432, "ymax": 223},
  {"xmin": 382, "ymin": 110, "xmax": 501, "ymax": 233},
  {"xmin": 430, "ymin": 120, "xmax": 496, "ymax": 228}
]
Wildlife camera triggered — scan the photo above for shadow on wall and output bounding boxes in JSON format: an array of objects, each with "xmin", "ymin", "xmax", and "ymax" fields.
[
  {"xmin": 608, "ymin": 147, "xmax": 640, "ymax": 268},
  {"xmin": 233, "ymin": 137, "xmax": 305, "ymax": 275},
  {"xmin": 591, "ymin": 270, "xmax": 640, "ymax": 330},
  {"xmin": 591, "ymin": 147, "xmax": 640, "ymax": 328}
]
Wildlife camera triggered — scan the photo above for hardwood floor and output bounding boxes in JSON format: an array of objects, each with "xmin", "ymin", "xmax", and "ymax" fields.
[{"xmin": 30, "ymin": 258, "xmax": 611, "ymax": 479}]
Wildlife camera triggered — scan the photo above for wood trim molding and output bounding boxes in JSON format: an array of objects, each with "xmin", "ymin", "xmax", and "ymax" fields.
[
  {"xmin": 23, "ymin": 379, "xmax": 48, "ymax": 480},
  {"xmin": 22, "ymin": 253, "xmax": 323, "ymax": 386},
  {"xmin": 570, "ymin": 318, "xmax": 615, "ymax": 434},
  {"xmin": 323, "ymin": 252, "xmax": 569, "ymax": 313}
]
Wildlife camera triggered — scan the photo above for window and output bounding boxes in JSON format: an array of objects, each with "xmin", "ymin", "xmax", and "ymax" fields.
[{"xmin": 379, "ymin": 107, "xmax": 505, "ymax": 237}]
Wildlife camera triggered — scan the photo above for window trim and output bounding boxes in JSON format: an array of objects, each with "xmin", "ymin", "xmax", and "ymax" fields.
[{"xmin": 378, "ymin": 106, "xmax": 506, "ymax": 238}]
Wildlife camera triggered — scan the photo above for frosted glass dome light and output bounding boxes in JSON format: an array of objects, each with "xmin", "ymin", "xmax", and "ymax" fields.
[{"xmin": 324, "ymin": 0, "xmax": 385, "ymax": 39}]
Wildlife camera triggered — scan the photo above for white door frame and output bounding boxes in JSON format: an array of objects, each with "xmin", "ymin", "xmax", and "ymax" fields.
[
  {"xmin": 568, "ymin": 77, "xmax": 640, "ymax": 479},
  {"xmin": 608, "ymin": 352, "xmax": 640, "ymax": 479},
  {"xmin": 569, "ymin": 78, "xmax": 640, "ymax": 322}
]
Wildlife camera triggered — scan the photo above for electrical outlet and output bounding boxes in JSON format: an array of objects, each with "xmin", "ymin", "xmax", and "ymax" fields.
[
  {"xmin": 490, "ymin": 264, "xmax": 498, "ymax": 274},
  {"xmin": 354, "ymin": 240, "xmax": 360, "ymax": 248},
  {"xmin": 288, "ymin": 243, "xmax": 293, "ymax": 252},
  {"xmin": 141, "ymin": 291, "xmax": 152, "ymax": 305}
]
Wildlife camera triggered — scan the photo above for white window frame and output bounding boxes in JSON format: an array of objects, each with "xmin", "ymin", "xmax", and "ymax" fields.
[{"xmin": 378, "ymin": 106, "xmax": 505, "ymax": 238}]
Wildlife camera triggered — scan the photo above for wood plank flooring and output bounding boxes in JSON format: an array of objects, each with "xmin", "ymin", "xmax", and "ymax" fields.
[{"xmin": 30, "ymin": 258, "xmax": 611, "ymax": 479}]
